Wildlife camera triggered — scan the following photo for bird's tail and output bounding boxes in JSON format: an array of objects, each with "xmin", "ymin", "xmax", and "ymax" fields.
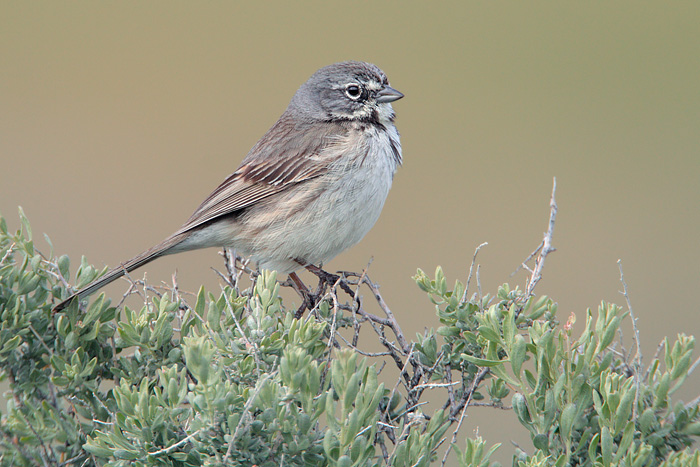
[{"xmin": 53, "ymin": 235, "xmax": 182, "ymax": 312}]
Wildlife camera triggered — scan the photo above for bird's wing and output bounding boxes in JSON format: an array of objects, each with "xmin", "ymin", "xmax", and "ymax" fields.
[{"xmin": 175, "ymin": 116, "xmax": 347, "ymax": 235}]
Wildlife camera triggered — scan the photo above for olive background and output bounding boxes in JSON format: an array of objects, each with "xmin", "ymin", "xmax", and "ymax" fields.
[{"xmin": 2, "ymin": 2, "xmax": 699, "ymax": 463}]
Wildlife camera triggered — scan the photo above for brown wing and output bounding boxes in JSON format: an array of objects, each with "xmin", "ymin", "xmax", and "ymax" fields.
[
  {"xmin": 53, "ymin": 116, "xmax": 349, "ymax": 312},
  {"xmin": 175, "ymin": 114, "xmax": 347, "ymax": 235}
]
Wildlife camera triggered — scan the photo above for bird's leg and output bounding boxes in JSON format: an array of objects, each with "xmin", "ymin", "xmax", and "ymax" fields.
[
  {"xmin": 288, "ymin": 263, "xmax": 342, "ymax": 318},
  {"xmin": 288, "ymin": 272, "xmax": 313, "ymax": 318}
]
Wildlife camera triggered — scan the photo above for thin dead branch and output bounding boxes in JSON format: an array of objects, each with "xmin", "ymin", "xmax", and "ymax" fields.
[{"xmin": 618, "ymin": 259, "xmax": 643, "ymax": 419}]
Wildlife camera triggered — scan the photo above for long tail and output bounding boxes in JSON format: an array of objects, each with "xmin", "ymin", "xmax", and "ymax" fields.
[{"xmin": 53, "ymin": 235, "xmax": 183, "ymax": 312}]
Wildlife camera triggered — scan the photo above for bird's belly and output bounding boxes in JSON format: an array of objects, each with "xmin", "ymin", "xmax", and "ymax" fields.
[
  {"xmin": 251, "ymin": 161, "xmax": 393, "ymax": 272},
  {"xmin": 243, "ymin": 142, "xmax": 397, "ymax": 272}
]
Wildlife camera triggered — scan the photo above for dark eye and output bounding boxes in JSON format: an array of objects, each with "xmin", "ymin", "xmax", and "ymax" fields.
[{"xmin": 345, "ymin": 84, "xmax": 362, "ymax": 99}]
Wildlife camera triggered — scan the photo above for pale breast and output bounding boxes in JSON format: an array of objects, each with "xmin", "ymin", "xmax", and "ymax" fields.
[{"xmin": 292, "ymin": 122, "xmax": 401, "ymax": 265}]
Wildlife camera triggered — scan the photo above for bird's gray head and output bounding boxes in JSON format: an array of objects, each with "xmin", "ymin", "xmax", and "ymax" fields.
[{"xmin": 288, "ymin": 61, "xmax": 403, "ymax": 125}]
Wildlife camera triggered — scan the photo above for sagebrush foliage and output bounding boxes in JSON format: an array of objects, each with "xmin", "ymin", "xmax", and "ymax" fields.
[{"xmin": 0, "ymin": 209, "xmax": 698, "ymax": 466}]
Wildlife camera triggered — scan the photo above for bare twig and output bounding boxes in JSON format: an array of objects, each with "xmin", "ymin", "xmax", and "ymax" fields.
[
  {"xmin": 304, "ymin": 269, "xmax": 416, "ymax": 380},
  {"xmin": 449, "ymin": 368, "xmax": 490, "ymax": 420},
  {"xmin": 149, "ymin": 429, "xmax": 202, "ymax": 456},
  {"xmin": 441, "ymin": 367, "xmax": 490, "ymax": 466},
  {"xmin": 413, "ymin": 381, "xmax": 460, "ymax": 390},
  {"xmin": 685, "ymin": 394, "xmax": 700, "ymax": 410},
  {"xmin": 687, "ymin": 355, "xmax": 700, "ymax": 377},
  {"xmin": 618, "ymin": 259, "xmax": 642, "ymax": 419},
  {"xmin": 351, "ymin": 306, "xmax": 395, "ymax": 327},
  {"xmin": 384, "ymin": 343, "xmax": 418, "ymax": 415},
  {"xmin": 476, "ymin": 264, "xmax": 483, "ymax": 303},
  {"xmin": 444, "ymin": 363, "xmax": 456, "ymax": 409},
  {"xmin": 210, "ymin": 267, "xmax": 234, "ymax": 289},
  {"xmin": 469, "ymin": 402, "xmax": 512, "ymax": 410},
  {"xmin": 411, "ymin": 350, "xmax": 446, "ymax": 403},
  {"xmin": 218, "ymin": 248, "xmax": 251, "ymax": 292},
  {"xmin": 460, "ymin": 242, "xmax": 488, "ymax": 306},
  {"xmin": 522, "ymin": 177, "xmax": 558, "ymax": 298},
  {"xmin": 222, "ymin": 248, "xmax": 237, "ymax": 288},
  {"xmin": 324, "ymin": 279, "xmax": 343, "ymax": 370},
  {"xmin": 360, "ymin": 276, "xmax": 410, "ymax": 353},
  {"xmin": 0, "ymin": 241, "xmax": 16, "ymax": 266},
  {"xmin": 42, "ymin": 255, "xmax": 72, "ymax": 290},
  {"xmin": 28, "ymin": 324, "xmax": 53, "ymax": 355},
  {"xmin": 387, "ymin": 411, "xmax": 429, "ymax": 461},
  {"xmin": 377, "ymin": 435, "xmax": 391, "ymax": 465},
  {"xmin": 333, "ymin": 335, "xmax": 393, "ymax": 357},
  {"xmin": 512, "ymin": 245, "xmax": 538, "ymax": 276}
]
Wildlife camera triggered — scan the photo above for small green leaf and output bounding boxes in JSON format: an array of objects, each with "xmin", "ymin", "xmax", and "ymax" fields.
[
  {"xmin": 615, "ymin": 421, "xmax": 635, "ymax": 461},
  {"xmin": 601, "ymin": 426, "xmax": 612, "ymax": 466},
  {"xmin": 83, "ymin": 441, "xmax": 114, "ymax": 458},
  {"xmin": 57, "ymin": 254, "xmax": 70, "ymax": 279},
  {"xmin": 477, "ymin": 325, "xmax": 502, "ymax": 344},
  {"xmin": 512, "ymin": 393, "xmax": 531, "ymax": 425},
  {"xmin": 588, "ymin": 433, "xmax": 600, "ymax": 462},
  {"xmin": 614, "ymin": 384, "xmax": 635, "ymax": 433},
  {"xmin": 1, "ymin": 335, "xmax": 22, "ymax": 353},
  {"xmin": 461, "ymin": 354, "xmax": 507, "ymax": 367},
  {"xmin": 510, "ymin": 334, "xmax": 527, "ymax": 378},
  {"xmin": 560, "ymin": 403, "xmax": 577, "ymax": 438},
  {"xmin": 114, "ymin": 449, "xmax": 140, "ymax": 460},
  {"xmin": 533, "ymin": 433, "xmax": 548, "ymax": 452},
  {"xmin": 195, "ymin": 286, "xmax": 206, "ymax": 317}
]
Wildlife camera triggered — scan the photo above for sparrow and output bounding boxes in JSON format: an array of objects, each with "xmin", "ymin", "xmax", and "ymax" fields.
[{"xmin": 54, "ymin": 61, "xmax": 403, "ymax": 311}]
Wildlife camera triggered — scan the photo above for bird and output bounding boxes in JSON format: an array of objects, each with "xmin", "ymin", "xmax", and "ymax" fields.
[{"xmin": 54, "ymin": 61, "xmax": 403, "ymax": 312}]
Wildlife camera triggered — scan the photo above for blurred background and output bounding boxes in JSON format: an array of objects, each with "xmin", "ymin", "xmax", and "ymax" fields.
[{"xmin": 2, "ymin": 2, "xmax": 699, "ymax": 463}]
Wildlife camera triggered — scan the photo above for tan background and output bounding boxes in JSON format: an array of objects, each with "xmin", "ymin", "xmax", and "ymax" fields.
[{"xmin": 2, "ymin": 2, "xmax": 699, "ymax": 463}]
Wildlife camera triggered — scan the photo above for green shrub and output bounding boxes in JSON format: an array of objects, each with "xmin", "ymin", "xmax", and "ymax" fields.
[{"xmin": 0, "ymin": 208, "xmax": 697, "ymax": 466}]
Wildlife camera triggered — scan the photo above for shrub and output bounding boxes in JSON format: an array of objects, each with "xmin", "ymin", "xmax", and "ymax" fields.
[{"xmin": 0, "ymin": 206, "xmax": 697, "ymax": 466}]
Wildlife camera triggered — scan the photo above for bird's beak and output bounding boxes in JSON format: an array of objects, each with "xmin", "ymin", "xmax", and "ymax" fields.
[{"xmin": 376, "ymin": 86, "xmax": 404, "ymax": 103}]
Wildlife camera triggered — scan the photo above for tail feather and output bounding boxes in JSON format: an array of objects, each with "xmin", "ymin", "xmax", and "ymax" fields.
[{"xmin": 53, "ymin": 236, "xmax": 181, "ymax": 312}]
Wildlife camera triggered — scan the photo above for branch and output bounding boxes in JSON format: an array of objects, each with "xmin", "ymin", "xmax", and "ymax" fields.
[
  {"xmin": 512, "ymin": 178, "xmax": 558, "ymax": 298},
  {"xmin": 442, "ymin": 367, "xmax": 490, "ymax": 465},
  {"xmin": 618, "ymin": 259, "xmax": 642, "ymax": 419},
  {"xmin": 148, "ymin": 429, "xmax": 202, "ymax": 457},
  {"xmin": 524, "ymin": 177, "xmax": 558, "ymax": 298},
  {"xmin": 460, "ymin": 242, "xmax": 488, "ymax": 306}
]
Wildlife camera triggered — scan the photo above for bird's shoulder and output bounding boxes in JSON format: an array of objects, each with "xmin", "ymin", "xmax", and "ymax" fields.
[{"xmin": 236, "ymin": 114, "xmax": 349, "ymax": 185}]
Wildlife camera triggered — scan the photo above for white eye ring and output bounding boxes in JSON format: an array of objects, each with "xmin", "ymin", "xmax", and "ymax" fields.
[{"xmin": 344, "ymin": 83, "xmax": 362, "ymax": 100}]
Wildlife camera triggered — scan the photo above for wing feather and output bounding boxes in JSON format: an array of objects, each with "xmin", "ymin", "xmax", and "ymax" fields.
[{"xmin": 175, "ymin": 115, "xmax": 347, "ymax": 234}]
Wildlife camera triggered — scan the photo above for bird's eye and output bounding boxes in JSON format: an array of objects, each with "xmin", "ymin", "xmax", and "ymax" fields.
[{"xmin": 345, "ymin": 84, "xmax": 362, "ymax": 99}]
